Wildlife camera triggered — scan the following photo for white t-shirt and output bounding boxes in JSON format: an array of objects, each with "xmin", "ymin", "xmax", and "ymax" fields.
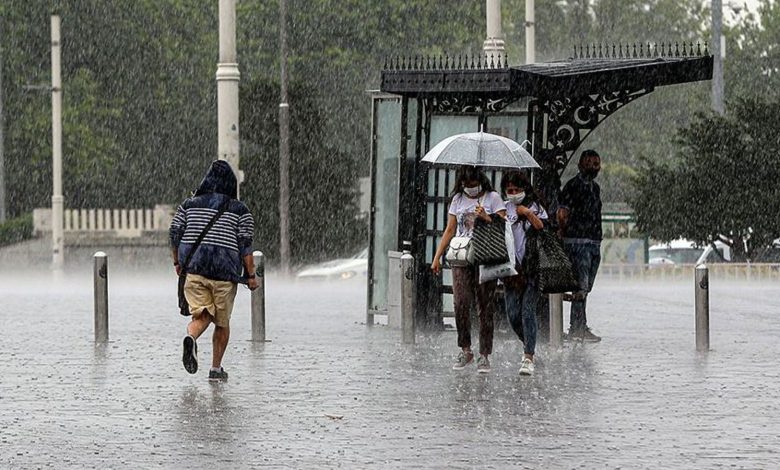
[
  {"xmin": 448, "ymin": 191, "xmax": 505, "ymax": 238},
  {"xmin": 505, "ymin": 200, "xmax": 548, "ymax": 263}
]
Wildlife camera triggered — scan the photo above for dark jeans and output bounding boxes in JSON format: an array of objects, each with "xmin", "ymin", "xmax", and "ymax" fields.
[
  {"xmin": 565, "ymin": 241, "xmax": 601, "ymax": 332},
  {"xmin": 452, "ymin": 266, "xmax": 497, "ymax": 356},
  {"xmin": 503, "ymin": 273, "xmax": 539, "ymax": 355}
]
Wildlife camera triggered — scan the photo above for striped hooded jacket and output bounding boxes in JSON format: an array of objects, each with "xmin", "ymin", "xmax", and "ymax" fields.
[{"xmin": 169, "ymin": 160, "xmax": 254, "ymax": 283}]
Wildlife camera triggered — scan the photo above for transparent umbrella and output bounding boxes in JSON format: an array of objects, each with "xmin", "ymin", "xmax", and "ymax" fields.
[{"xmin": 421, "ymin": 132, "xmax": 540, "ymax": 169}]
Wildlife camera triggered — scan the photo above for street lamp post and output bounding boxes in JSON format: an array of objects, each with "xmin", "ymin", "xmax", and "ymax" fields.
[
  {"xmin": 217, "ymin": 0, "xmax": 241, "ymax": 194},
  {"xmin": 712, "ymin": 0, "xmax": 724, "ymax": 114},
  {"xmin": 51, "ymin": 15, "xmax": 64, "ymax": 272},
  {"xmin": 0, "ymin": 40, "xmax": 6, "ymax": 224},
  {"xmin": 483, "ymin": 0, "xmax": 505, "ymax": 61},
  {"xmin": 278, "ymin": 0, "xmax": 291, "ymax": 276},
  {"xmin": 525, "ymin": 0, "xmax": 535, "ymax": 64}
]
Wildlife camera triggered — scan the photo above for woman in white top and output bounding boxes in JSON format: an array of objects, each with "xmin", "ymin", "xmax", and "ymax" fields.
[
  {"xmin": 501, "ymin": 170, "xmax": 547, "ymax": 376},
  {"xmin": 431, "ymin": 166, "xmax": 506, "ymax": 374}
]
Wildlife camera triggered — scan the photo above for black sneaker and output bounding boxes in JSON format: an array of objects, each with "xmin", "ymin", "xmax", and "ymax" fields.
[
  {"xmin": 182, "ymin": 335, "xmax": 198, "ymax": 374},
  {"xmin": 568, "ymin": 328, "xmax": 602, "ymax": 343},
  {"xmin": 580, "ymin": 328, "xmax": 602, "ymax": 342},
  {"xmin": 208, "ymin": 368, "xmax": 229, "ymax": 382}
]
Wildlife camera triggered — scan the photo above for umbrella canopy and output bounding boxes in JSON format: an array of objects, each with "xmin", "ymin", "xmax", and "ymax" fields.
[{"xmin": 421, "ymin": 132, "xmax": 540, "ymax": 169}]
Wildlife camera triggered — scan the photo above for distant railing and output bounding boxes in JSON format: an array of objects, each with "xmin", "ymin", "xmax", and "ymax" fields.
[
  {"xmin": 600, "ymin": 263, "xmax": 780, "ymax": 281},
  {"xmin": 33, "ymin": 205, "xmax": 174, "ymax": 237}
]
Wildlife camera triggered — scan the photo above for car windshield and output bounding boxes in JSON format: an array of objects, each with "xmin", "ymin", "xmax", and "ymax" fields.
[{"xmin": 649, "ymin": 247, "xmax": 703, "ymax": 264}]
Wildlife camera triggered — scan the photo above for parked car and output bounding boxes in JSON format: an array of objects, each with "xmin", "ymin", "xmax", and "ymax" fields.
[
  {"xmin": 296, "ymin": 248, "xmax": 368, "ymax": 280},
  {"xmin": 649, "ymin": 237, "xmax": 780, "ymax": 266},
  {"xmin": 648, "ymin": 239, "xmax": 706, "ymax": 267}
]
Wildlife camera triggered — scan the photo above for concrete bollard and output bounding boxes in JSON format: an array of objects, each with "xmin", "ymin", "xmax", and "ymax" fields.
[
  {"xmin": 695, "ymin": 263, "xmax": 710, "ymax": 352},
  {"xmin": 549, "ymin": 293, "xmax": 563, "ymax": 347},
  {"xmin": 93, "ymin": 252, "xmax": 109, "ymax": 343},
  {"xmin": 401, "ymin": 248, "xmax": 415, "ymax": 344},
  {"xmin": 251, "ymin": 250, "xmax": 266, "ymax": 342}
]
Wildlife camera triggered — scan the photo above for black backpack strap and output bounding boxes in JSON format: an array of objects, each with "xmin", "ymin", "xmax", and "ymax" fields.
[{"xmin": 180, "ymin": 198, "xmax": 230, "ymax": 273}]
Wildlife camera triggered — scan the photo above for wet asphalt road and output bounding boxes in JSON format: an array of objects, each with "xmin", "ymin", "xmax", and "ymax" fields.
[{"xmin": 1, "ymin": 269, "xmax": 779, "ymax": 469}]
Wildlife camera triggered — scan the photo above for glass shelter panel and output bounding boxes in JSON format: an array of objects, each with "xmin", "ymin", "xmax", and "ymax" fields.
[
  {"xmin": 369, "ymin": 97, "xmax": 401, "ymax": 312},
  {"xmin": 486, "ymin": 114, "xmax": 528, "ymax": 144}
]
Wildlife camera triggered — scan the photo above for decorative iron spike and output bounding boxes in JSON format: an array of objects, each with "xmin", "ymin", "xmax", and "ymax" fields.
[
  {"xmin": 639, "ymin": 43, "xmax": 644, "ymax": 58},
  {"xmin": 704, "ymin": 42, "xmax": 709, "ymax": 56},
  {"xmin": 681, "ymin": 43, "xmax": 687, "ymax": 57},
  {"xmin": 610, "ymin": 44, "xmax": 615, "ymax": 58},
  {"xmin": 696, "ymin": 42, "xmax": 702, "ymax": 56},
  {"xmin": 477, "ymin": 53, "xmax": 482, "ymax": 69},
  {"xmin": 457, "ymin": 54, "xmax": 462, "ymax": 69},
  {"xmin": 573, "ymin": 45, "xmax": 577, "ymax": 59},
  {"xmin": 675, "ymin": 42, "xmax": 680, "ymax": 57},
  {"xmin": 496, "ymin": 53, "xmax": 501, "ymax": 68},
  {"xmin": 504, "ymin": 53, "xmax": 509, "ymax": 67},
  {"xmin": 438, "ymin": 55, "xmax": 443, "ymax": 69},
  {"xmin": 690, "ymin": 42, "xmax": 695, "ymax": 57},
  {"xmin": 659, "ymin": 43, "xmax": 665, "ymax": 57},
  {"xmin": 594, "ymin": 43, "xmax": 598, "ymax": 58},
  {"xmin": 383, "ymin": 56, "xmax": 388, "ymax": 70},
  {"xmin": 632, "ymin": 43, "xmax": 637, "ymax": 58}
]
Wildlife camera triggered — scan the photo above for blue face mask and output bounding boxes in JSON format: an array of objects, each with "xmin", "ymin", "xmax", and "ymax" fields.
[{"xmin": 463, "ymin": 185, "xmax": 482, "ymax": 197}]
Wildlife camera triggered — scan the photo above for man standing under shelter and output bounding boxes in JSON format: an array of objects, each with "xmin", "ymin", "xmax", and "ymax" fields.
[
  {"xmin": 170, "ymin": 160, "xmax": 258, "ymax": 381},
  {"xmin": 557, "ymin": 149, "xmax": 603, "ymax": 342}
]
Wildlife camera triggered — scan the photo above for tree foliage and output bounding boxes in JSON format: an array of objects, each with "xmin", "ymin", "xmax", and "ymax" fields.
[
  {"xmin": 1, "ymin": 0, "xmax": 778, "ymax": 263},
  {"xmin": 630, "ymin": 98, "xmax": 780, "ymax": 260}
]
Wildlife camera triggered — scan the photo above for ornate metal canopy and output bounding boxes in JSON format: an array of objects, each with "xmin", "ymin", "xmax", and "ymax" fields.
[{"xmin": 380, "ymin": 42, "xmax": 713, "ymax": 180}]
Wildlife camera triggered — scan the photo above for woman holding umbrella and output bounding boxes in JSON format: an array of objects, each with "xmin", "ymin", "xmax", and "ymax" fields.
[{"xmin": 431, "ymin": 165, "xmax": 506, "ymax": 373}]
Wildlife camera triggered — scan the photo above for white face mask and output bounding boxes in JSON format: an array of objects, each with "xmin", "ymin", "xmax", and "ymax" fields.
[
  {"xmin": 507, "ymin": 192, "xmax": 526, "ymax": 205},
  {"xmin": 463, "ymin": 185, "xmax": 482, "ymax": 197}
]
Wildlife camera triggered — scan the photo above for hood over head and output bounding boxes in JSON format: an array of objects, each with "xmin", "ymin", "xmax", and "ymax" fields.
[{"xmin": 194, "ymin": 160, "xmax": 237, "ymax": 199}]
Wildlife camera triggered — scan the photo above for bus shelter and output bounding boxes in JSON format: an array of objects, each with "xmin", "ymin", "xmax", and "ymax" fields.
[{"xmin": 368, "ymin": 43, "xmax": 713, "ymax": 329}]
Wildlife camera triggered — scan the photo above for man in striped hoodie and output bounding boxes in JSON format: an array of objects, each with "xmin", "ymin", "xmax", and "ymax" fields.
[{"xmin": 170, "ymin": 160, "xmax": 257, "ymax": 381}]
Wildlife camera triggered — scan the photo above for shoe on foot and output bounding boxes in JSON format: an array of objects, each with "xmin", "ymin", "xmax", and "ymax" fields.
[
  {"xmin": 568, "ymin": 328, "xmax": 602, "ymax": 343},
  {"xmin": 476, "ymin": 355, "xmax": 491, "ymax": 374},
  {"xmin": 182, "ymin": 335, "xmax": 198, "ymax": 374},
  {"xmin": 452, "ymin": 350, "xmax": 474, "ymax": 370},
  {"xmin": 208, "ymin": 368, "xmax": 229, "ymax": 382},
  {"xmin": 519, "ymin": 357, "xmax": 535, "ymax": 376}
]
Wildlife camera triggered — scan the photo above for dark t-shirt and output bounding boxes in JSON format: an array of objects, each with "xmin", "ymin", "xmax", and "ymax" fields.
[{"xmin": 559, "ymin": 173, "xmax": 602, "ymax": 241}]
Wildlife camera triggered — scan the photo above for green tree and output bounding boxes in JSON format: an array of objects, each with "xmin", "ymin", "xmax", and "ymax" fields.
[
  {"xmin": 630, "ymin": 98, "xmax": 780, "ymax": 261},
  {"xmin": 239, "ymin": 77, "xmax": 365, "ymax": 264}
]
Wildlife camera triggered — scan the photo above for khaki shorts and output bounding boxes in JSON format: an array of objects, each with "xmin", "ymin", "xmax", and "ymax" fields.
[{"xmin": 184, "ymin": 273, "xmax": 237, "ymax": 328}]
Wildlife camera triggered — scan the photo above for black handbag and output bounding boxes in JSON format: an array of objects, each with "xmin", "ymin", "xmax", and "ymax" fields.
[
  {"xmin": 177, "ymin": 200, "xmax": 230, "ymax": 316},
  {"xmin": 470, "ymin": 213, "xmax": 509, "ymax": 266},
  {"xmin": 524, "ymin": 229, "xmax": 580, "ymax": 294}
]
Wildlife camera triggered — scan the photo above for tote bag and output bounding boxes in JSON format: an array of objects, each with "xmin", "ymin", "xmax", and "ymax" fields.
[
  {"xmin": 470, "ymin": 213, "xmax": 510, "ymax": 266},
  {"xmin": 525, "ymin": 229, "xmax": 579, "ymax": 294}
]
